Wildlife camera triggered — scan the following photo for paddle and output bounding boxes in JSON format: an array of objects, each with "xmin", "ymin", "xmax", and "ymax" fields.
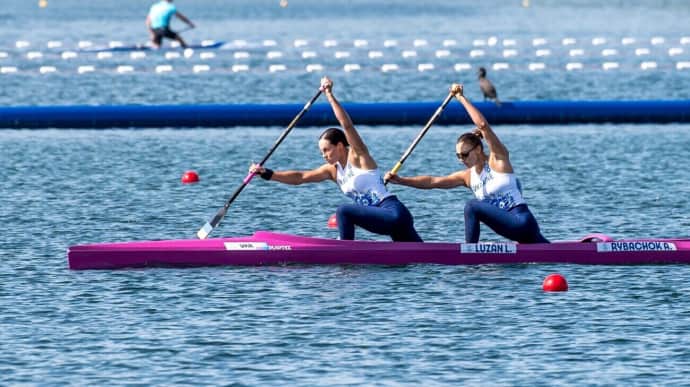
[
  {"xmin": 384, "ymin": 92, "xmax": 454, "ymax": 184},
  {"xmin": 197, "ymin": 89, "xmax": 323, "ymax": 239},
  {"xmin": 326, "ymin": 92, "xmax": 454, "ymax": 229}
]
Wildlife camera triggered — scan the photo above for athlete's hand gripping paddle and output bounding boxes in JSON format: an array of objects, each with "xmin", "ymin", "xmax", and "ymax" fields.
[
  {"xmin": 197, "ymin": 89, "xmax": 322, "ymax": 239},
  {"xmin": 384, "ymin": 92, "xmax": 454, "ymax": 184}
]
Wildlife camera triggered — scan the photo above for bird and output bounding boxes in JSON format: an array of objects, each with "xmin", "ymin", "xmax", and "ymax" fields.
[{"xmin": 478, "ymin": 67, "xmax": 501, "ymax": 106}]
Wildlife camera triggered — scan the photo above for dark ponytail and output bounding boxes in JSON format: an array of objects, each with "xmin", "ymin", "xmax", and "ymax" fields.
[
  {"xmin": 319, "ymin": 127, "xmax": 349, "ymax": 147},
  {"xmin": 456, "ymin": 131, "xmax": 483, "ymax": 151}
]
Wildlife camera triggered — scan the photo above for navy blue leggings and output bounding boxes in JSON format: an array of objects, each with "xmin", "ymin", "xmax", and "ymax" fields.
[
  {"xmin": 336, "ymin": 196, "xmax": 423, "ymax": 242},
  {"xmin": 464, "ymin": 200, "xmax": 549, "ymax": 243}
]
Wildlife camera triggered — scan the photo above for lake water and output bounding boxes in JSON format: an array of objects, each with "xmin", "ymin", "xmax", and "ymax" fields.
[{"xmin": 2, "ymin": 1, "xmax": 690, "ymax": 385}]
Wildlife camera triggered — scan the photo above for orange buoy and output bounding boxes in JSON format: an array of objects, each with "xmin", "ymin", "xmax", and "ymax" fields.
[
  {"xmin": 542, "ymin": 273, "xmax": 568, "ymax": 292},
  {"xmin": 327, "ymin": 214, "xmax": 337, "ymax": 229},
  {"xmin": 181, "ymin": 170, "xmax": 199, "ymax": 184}
]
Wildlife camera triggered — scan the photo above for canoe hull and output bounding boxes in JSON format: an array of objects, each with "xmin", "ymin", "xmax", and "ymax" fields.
[{"xmin": 67, "ymin": 231, "xmax": 690, "ymax": 270}]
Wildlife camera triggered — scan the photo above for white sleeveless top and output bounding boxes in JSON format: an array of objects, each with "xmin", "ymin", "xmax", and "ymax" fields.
[
  {"xmin": 470, "ymin": 163, "xmax": 525, "ymax": 210},
  {"xmin": 336, "ymin": 161, "xmax": 392, "ymax": 206}
]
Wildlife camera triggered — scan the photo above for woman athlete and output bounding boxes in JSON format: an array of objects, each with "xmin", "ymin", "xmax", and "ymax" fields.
[
  {"xmin": 385, "ymin": 83, "xmax": 548, "ymax": 244},
  {"xmin": 250, "ymin": 77, "xmax": 423, "ymax": 242}
]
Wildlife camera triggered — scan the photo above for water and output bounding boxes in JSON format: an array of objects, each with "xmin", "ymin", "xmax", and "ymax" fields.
[{"xmin": 2, "ymin": 1, "xmax": 690, "ymax": 385}]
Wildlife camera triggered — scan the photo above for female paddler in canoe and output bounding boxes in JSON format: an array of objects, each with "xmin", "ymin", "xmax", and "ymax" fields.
[
  {"xmin": 249, "ymin": 77, "xmax": 423, "ymax": 242},
  {"xmin": 385, "ymin": 83, "xmax": 549, "ymax": 244}
]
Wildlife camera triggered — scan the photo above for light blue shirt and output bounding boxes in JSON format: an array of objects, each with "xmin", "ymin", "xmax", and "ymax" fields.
[{"xmin": 148, "ymin": 1, "xmax": 177, "ymax": 29}]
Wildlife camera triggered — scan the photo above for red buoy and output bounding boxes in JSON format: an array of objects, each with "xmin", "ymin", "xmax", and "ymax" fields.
[
  {"xmin": 181, "ymin": 170, "xmax": 199, "ymax": 184},
  {"xmin": 542, "ymin": 273, "xmax": 568, "ymax": 292},
  {"xmin": 327, "ymin": 214, "xmax": 338, "ymax": 229}
]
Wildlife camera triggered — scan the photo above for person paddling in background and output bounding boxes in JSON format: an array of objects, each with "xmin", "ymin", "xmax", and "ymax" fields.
[
  {"xmin": 385, "ymin": 83, "xmax": 548, "ymax": 244},
  {"xmin": 250, "ymin": 77, "xmax": 423, "ymax": 242},
  {"xmin": 478, "ymin": 67, "xmax": 501, "ymax": 106},
  {"xmin": 146, "ymin": 0, "xmax": 195, "ymax": 49}
]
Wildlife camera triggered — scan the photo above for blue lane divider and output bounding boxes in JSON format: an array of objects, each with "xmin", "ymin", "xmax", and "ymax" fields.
[{"xmin": 1, "ymin": 100, "xmax": 690, "ymax": 128}]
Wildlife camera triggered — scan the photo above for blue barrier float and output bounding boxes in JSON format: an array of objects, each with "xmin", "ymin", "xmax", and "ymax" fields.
[{"xmin": 1, "ymin": 100, "xmax": 690, "ymax": 128}]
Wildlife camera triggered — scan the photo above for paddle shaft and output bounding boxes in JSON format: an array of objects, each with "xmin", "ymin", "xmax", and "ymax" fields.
[
  {"xmin": 197, "ymin": 89, "xmax": 322, "ymax": 239},
  {"xmin": 385, "ymin": 92, "xmax": 454, "ymax": 184}
]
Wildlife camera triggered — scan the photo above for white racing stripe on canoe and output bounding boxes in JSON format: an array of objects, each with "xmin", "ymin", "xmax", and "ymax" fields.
[
  {"xmin": 224, "ymin": 242, "xmax": 269, "ymax": 251},
  {"xmin": 461, "ymin": 243, "xmax": 517, "ymax": 254}
]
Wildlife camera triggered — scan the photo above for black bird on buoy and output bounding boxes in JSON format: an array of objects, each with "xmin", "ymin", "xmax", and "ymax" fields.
[{"xmin": 478, "ymin": 67, "xmax": 501, "ymax": 106}]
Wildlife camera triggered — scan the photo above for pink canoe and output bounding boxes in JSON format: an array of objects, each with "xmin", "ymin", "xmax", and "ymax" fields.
[{"xmin": 67, "ymin": 231, "xmax": 690, "ymax": 270}]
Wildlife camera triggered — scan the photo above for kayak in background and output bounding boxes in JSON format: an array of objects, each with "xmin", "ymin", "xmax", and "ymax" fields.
[
  {"xmin": 79, "ymin": 40, "xmax": 225, "ymax": 53},
  {"xmin": 67, "ymin": 231, "xmax": 690, "ymax": 270}
]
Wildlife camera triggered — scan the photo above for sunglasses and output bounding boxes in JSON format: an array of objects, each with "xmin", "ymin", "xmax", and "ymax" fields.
[{"xmin": 456, "ymin": 143, "xmax": 479, "ymax": 160}]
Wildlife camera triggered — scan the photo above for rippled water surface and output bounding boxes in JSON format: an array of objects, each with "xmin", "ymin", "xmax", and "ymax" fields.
[{"xmin": 3, "ymin": 1, "xmax": 690, "ymax": 385}]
